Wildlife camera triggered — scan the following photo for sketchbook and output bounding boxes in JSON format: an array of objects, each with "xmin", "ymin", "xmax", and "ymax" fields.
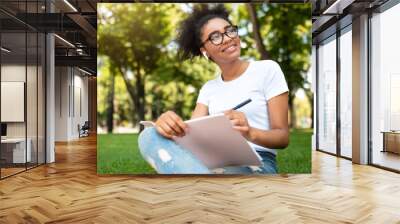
[{"xmin": 140, "ymin": 114, "xmax": 262, "ymax": 169}]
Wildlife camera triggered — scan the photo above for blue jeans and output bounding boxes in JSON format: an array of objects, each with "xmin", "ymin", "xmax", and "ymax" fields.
[{"xmin": 138, "ymin": 127, "xmax": 278, "ymax": 174}]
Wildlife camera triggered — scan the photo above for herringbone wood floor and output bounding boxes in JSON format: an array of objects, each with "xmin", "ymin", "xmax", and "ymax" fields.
[{"xmin": 1, "ymin": 135, "xmax": 400, "ymax": 223}]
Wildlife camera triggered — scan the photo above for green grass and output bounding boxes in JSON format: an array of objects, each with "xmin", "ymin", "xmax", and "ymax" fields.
[
  {"xmin": 276, "ymin": 129, "xmax": 312, "ymax": 173},
  {"xmin": 97, "ymin": 134, "xmax": 156, "ymax": 174},
  {"xmin": 97, "ymin": 129, "xmax": 312, "ymax": 174}
]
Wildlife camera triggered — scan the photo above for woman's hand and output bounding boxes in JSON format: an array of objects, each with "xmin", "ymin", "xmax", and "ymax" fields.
[
  {"xmin": 155, "ymin": 111, "xmax": 188, "ymax": 139},
  {"xmin": 224, "ymin": 110, "xmax": 252, "ymax": 140}
]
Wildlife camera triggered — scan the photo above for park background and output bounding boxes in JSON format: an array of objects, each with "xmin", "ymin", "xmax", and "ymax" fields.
[{"xmin": 97, "ymin": 3, "xmax": 312, "ymax": 174}]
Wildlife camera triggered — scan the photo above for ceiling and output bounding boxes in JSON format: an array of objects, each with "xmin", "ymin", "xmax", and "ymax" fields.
[
  {"xmin": 0, "ymin": 0, "xmax": 97, "ymax": 75},
  {"xmin": 311, "ymin": 0, "xmax": 390, "ymax": 44}
]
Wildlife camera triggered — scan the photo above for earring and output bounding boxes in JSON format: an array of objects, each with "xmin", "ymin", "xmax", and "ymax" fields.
[{"xmin": 202, "ymin": 51, "xmax": 209, "ymax": 60}]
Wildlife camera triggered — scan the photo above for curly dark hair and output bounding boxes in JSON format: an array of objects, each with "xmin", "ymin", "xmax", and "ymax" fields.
[{"xmin": 176, "ymin": 4, "xmax": 232, "ymax": 61}]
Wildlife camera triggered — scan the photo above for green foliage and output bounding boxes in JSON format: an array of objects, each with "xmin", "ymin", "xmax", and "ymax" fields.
[
  {"xmin": 98, "ymin": 3, "xmax": 218, "ymax": 128},
  {"xmin": 148, "ymin": 56, "xmax": 218, "ymax": 120},
  {"xmin": 235, "ymin": 3, "xmax": 312, "ymax": 99},
  {"xmin": 98, "ymin": 56, "xmax": 135, "ymax": 127},
  {"xmin": 98, "ymin": 3, "xmax": 178, "ymax": 72}
]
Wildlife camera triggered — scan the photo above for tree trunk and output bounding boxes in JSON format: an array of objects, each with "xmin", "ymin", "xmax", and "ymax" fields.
[
  {"xmin": 288, "ymin": 94, "xmax": 296, "ymax": 129},
  {"xmin": 246, "ymin": 3, "xmax": 269, "ymax": 60},
  {"xmin": 136, "ymin": 66, "xmax": 145, "ymax": 132},
  {"xmin": 106, "ymin": 72, "xmax": 115, "ymax": 133},
  {"xmin": 118, "ymin": 64, "xmax": 146, "ymax": 133},
  {"xmin": 118, "ymin": 66, "xmax": 140, "ymax": 132},
  {"xmin": 151, "ymin": 86, "xmax": 159, "ymax": 121}
]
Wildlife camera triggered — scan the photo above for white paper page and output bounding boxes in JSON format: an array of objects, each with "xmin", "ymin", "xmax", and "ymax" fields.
[{"xmin": 173, "ymin": 114, "xmax": 262, "ymax": 169}]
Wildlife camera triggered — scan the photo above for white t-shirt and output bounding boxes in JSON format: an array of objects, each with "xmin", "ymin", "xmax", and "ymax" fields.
[{"xmin": 196, "ymin": 60, "xmax": 289, "ymax": 155}]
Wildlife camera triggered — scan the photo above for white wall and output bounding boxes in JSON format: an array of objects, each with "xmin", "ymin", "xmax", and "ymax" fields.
[
  {"xmin": 54, "ymin": 67, "xmax": 89, "ymax": 141},
  {"xmin": 1, "ymin": 65, "xmax": 27, "ymax": 138},
  {"xmin": 55, "ymin": 66, "xmax": 69, "ymax": 141},
  {"xmin": 1, "ymin": 63, "xmax": 46, "ymax": 164},
  {"xmin": 1, "ymin": 67, "xmax": 25, "ymax": 123}
]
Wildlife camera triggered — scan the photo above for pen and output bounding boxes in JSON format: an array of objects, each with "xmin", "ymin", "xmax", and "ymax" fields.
[{"xmin": 232, "ymin": 99, "xmax": 252, "ymax": 110}]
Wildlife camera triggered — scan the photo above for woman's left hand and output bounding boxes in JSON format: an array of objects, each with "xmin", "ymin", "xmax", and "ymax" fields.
[{"xmin": 224, "ymin": 110, "xmax": 252, "ymax": 140}]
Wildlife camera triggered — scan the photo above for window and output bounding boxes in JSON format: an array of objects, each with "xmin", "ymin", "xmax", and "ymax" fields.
[
  {"xmin": 339, "ymin": 27, "xmax": 352, "ymax": 158},
  {"xmin": 317, "ymin": 35, "xmax": 337, "ymax": 154},
  {"xmin": 371, "ymin": 2, "xmax": 400, "ymax": 171},
  {"xmin": 0, "ymin": 1, "xmax": 46, "ymax": 179}
]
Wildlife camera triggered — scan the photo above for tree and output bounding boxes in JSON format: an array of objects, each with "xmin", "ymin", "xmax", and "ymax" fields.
[
  {"xmin": 266, "ymin": 4, "xmax": 311, "ymax": 128},
  {"xmin": 237, "ymin": 3, "xmax": 312, "ymax": 127},
  {"xmin": 98, "ymin": 56, "xmax": 137, "ymax": 131},
  {"xmin": 106, "ymin": 66, "xmax": 115, "ymax": 133},
  {"xmin": 148, "ymin": 51, "xmax": 217, "ymax": 120},
  {"xmin": 98, "ymin": 3, "xmax": 180, "ymax": 131},
  {"xmin": 245, "ymin": 4, "xmax": 269, "ymax": 60}
]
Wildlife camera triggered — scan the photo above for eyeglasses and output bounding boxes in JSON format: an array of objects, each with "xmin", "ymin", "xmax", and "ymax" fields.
[{"xmin": 201, "ymin": 25, "xmax": 239, "ymax": 46}]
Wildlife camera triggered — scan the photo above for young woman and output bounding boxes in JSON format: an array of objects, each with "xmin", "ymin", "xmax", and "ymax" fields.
[{"xmin": 138, "ymin": 4, "xmax": 289, "ymax": 174}]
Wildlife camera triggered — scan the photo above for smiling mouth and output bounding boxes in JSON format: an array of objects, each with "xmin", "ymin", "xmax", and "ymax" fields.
[{"xmin": 222, "ymin": 44, "xmax": 237, "ymax": 52}]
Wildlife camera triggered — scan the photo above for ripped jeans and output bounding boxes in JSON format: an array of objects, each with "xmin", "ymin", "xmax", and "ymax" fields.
[{"xmin": 138, "ymin": 127, "xmax": 278, "ymax": 174}]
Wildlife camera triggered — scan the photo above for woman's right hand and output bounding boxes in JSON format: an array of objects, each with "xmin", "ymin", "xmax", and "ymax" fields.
[{"xmin": 155, "ymin": 111, "xmax": 188, "ymax": 139}]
